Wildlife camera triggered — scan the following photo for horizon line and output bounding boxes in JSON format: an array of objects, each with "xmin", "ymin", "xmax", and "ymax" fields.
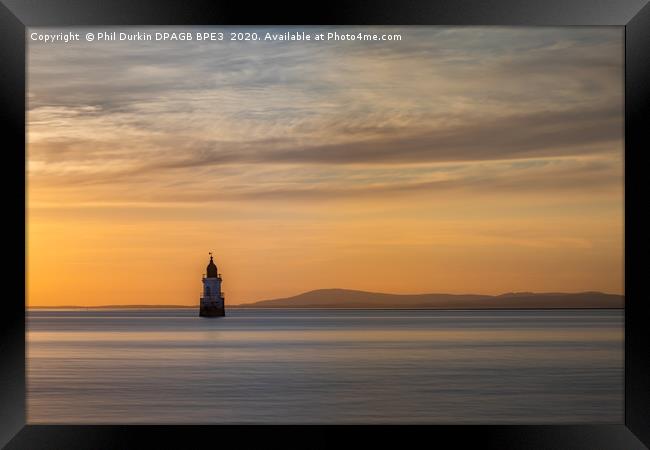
[{"xmin": 27, "ymin": 288, "xmax": 624, "ymax": 309}]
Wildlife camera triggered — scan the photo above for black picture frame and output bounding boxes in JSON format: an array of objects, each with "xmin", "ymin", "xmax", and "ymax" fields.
[{"xmin": 1, "ymin": 1, "xmax": 648, "ymax": 448}]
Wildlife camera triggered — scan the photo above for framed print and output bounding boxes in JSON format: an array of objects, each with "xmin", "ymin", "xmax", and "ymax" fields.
[{"xmin": 1, "ymin": 0, "xmax": 649, "ymax": 448}]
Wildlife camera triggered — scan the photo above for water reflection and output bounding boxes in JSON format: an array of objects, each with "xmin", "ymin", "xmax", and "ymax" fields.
[{"xmin": 27, "ymin": 309, "xmax": 623, "ymax": 424}]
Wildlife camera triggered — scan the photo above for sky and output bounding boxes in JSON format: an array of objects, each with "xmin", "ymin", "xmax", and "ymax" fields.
[{"xmin": 27, "ymin": 26, "xmax": 624, "ymax": 306}]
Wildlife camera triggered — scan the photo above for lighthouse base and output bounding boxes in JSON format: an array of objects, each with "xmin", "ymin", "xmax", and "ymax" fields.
[
  {"xmin": 200, "ymin": 305, "xmax": 225, "ymax": 317},
  {"xmin": 199, "ymin": 297, "xmax": 225, "ymax": 317}
]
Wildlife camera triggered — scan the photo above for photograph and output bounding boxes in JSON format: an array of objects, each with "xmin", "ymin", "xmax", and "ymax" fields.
[{"xmin": 26, "ymin": 25, "xmax": 625, "ymax": 425}]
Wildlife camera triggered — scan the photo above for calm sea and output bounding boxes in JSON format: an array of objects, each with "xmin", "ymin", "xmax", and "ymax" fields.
[{"xmin": 27, "ymin": 308, "xmax": 623, "ymax": 424}]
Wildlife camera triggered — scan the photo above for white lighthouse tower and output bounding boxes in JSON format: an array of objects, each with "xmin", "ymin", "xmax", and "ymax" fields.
[{"xmin": 200, "ymin": 253, "xmax": 225, "ymax": 317}]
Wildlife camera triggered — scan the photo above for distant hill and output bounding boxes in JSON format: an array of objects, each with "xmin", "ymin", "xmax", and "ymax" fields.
[{"xmin": 233, "ymin": 289, "xmax": 623, "ymax": 309}]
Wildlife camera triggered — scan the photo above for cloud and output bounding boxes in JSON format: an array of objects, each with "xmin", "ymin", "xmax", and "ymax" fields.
[
  {"xmin": 27, "ymin": 102, "xmax": 621, "ymax": 174},
  {"xmin": 28, "ymin": 154, "xmax": 622, "ymax": 206},
  {"xmin": 188, "ymin": 105, "xmax": 621, "ymax": 166},
  {"xmin": 26, "ymin": 26, "xmax": 623, "ymax": 205},
  {"xmin": 183, "ymin": 157, "xmax": 623, "ymax": 202}
]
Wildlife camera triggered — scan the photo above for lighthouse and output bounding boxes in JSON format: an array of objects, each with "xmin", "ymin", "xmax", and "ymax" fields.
[{"xmin": 200, "ymin": 253, "xmax": 225, "ymax": 317}]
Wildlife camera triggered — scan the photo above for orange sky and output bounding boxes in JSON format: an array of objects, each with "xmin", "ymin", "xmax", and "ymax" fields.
[{"xmin": 27, "ymin": 26, "xmax": 624, "ymax": 306}]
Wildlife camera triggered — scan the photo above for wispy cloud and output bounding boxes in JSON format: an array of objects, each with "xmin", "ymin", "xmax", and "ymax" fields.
[{"xmin": 27, "ymin": 26, "xmax": 623, "ymax": 203}]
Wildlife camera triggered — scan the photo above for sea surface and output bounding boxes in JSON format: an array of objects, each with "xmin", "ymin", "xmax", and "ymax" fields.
[{"xmin": 27, "ymin": 308, "xmax": 623, "ymax": 424}]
